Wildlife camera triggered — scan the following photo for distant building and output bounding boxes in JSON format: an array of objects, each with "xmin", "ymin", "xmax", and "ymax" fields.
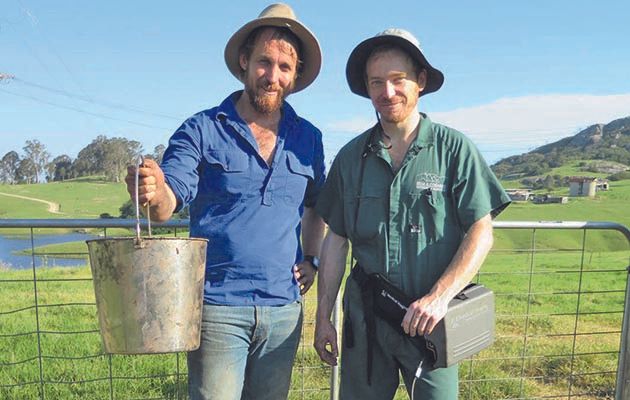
[
  {"xmin": 532, "ymin": 194, "xmax": 568, "ymax": 204},
  {"xmin": 569, "ymin": 177, "xmax": 597, "ymax": 197},
  {"xmin": 596, "ymin": 178, "xmax": 609, "ymax": 191},
  {"xmin": 505, "ymin": 189, "xmax": 532, "ymax": 201}
]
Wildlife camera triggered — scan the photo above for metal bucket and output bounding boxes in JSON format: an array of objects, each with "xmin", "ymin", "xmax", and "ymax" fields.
[
  {"xmin": 86, "ymin": 155, "xmax": 207, "ymax": 354},
  {"xmin": 87, "ymin": 236, "xmax": 207, "ymax": 354}
]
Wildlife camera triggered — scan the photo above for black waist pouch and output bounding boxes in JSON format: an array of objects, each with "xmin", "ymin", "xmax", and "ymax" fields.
[
  {"xmin": 370, "ymin": 272, "xmax": 413, "ymax": 327},
  {"xmin": 352, "ymin": 266, "xmax": 413, "ymax": 329}
]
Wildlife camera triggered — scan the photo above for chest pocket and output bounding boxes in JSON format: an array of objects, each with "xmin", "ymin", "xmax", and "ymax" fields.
[
  {"xmin": 283, "ymin": 152, "xmax": 314, "ymax": 206},
  {"xmin": 344, "ymin": 185, "xmax": 388, "ymax": 243},
  {"xmin": 409, "ymin": 188, "xmax": 447, "ymax": 244},
  {"xmin": 200, "ymin": 150, "xmax": 250, "ymax": 201}
]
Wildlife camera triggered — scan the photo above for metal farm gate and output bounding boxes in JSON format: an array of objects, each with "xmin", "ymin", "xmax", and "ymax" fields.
[{"xmin": 0, "ymin": 219, "xmax": 628, "ymax": 399}]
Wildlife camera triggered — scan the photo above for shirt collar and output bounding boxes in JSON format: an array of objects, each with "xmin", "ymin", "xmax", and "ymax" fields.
[
  {"xmin": 414, "ymin": 113, "xmax": 434, "ymax": 147},
  {"xmin": 368, "ymin": 112, "xmax": 434, "ymax": 152}
]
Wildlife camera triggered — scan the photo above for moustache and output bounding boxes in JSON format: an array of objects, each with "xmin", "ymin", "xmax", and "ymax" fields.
[{"xmin": 259, "ymin": 82, "xmax": 283, "ymax": 92}]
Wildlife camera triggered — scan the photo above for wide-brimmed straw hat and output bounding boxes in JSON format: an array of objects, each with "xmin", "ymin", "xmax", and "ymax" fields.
[
  {"xmin": 346, "ymin": 28, "xmax": 444, "ymax": 98},
  {"xmin": 224, "ymin": 3, "xmax": 322, "ymax": 93}
]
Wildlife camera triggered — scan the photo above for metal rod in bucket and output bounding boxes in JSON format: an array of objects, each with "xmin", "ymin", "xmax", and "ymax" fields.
[{"xmin": 134, "ymin": 155, "xmax": 152, "ymax": 242}]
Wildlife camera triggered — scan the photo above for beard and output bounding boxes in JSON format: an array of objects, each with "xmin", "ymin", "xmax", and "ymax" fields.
[{"xmin": 245, "ymin": 80, "xmax": 293, "ymax": 115}]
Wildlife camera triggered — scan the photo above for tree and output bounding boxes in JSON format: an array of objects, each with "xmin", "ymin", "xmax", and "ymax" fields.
[
  {"xmin": 72, "ymin": 135, "xmax": 108, "ymax": 178},
  {"xmin": 15, "ymin": 158, "xmax": 37, "ymax": 184},
  {"xmin": 103, "ymin": 138, "xmax": 142, "ymax": 182},
  {"xmin": 22, "ymin": 140, "xmax": 50, "ymax": 183},
  {"xmin": 152, "ymin": 144, "xmax": 166, "ymax": 165},
  {"xmin": 73, "ymin": 135, "xmax": 143, "ymax": 182},
  {"xmin": 0, "ymin": 151, "xmax": 20, "ymax": 184},
  {"xmin": 48, "ymin": 155, "xmax": 73, "ymax": 182},
  {"xmin": 543, "ymin": 175, "xmax": 555, "ymax": 191}
]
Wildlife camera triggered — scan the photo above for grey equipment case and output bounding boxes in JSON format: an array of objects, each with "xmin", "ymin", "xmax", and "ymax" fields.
[{"xmin": 424, "ymin": 283, "xmax": 495, "ymax": 368}]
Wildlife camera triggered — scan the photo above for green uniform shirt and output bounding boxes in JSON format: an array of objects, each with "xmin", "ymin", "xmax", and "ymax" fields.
[{"xmin": 316, "ymin": 114, "xmax": 511, "ymax": 299}]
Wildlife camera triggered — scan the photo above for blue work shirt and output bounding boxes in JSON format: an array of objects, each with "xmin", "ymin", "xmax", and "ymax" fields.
[{"xmin": 161, "ymin": 91, "xmax": 326, "ymax": 306}]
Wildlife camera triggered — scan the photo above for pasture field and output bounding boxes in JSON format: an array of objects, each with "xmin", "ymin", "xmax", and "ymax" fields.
[
  {"xmin": 8, "ymin": 176, "xmax": 630, "ymax": 258},
  {"xmin": 1, "ymin": 175, "xmax": 629, "ymax": 398},
  {"xmin": 494, "ymin": 178, "xmax": 630, "ymax": 252},
  {"xmin": 1, "ymin": 247, "xmax": 628, "ymax": 399},
  {"xmin": 0, "ymin": 178, "xmax": 129, "ymax": 235}
]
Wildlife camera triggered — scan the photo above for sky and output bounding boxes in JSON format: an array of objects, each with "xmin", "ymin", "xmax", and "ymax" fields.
[{"xmin": 1, "ymin": 0, "xmax": 630, "ymax": 165}]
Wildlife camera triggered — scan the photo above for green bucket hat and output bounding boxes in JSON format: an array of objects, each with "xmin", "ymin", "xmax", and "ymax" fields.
[{"xmin": 346, "ymin": 28, "xmax": 444, "ymax": 98}]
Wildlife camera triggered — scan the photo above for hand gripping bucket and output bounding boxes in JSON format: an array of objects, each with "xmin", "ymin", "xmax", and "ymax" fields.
[{"xmin": 86, "ymin": 157, "xmax": 207, "ymax": 354}]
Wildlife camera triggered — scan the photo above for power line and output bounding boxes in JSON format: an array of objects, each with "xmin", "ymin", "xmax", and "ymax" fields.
[
  {"xmin": 11, "ymin": 77, "xmax": 182, "ymax": 121},
  {"xmin": 0, "ymin": 87, "xmax": 172, "ymax": 131}
]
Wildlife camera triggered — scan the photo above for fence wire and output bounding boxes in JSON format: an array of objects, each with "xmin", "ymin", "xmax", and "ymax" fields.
[{"xmin": 0, "ymin": 220, "xmax": 628, "ymax": 400}]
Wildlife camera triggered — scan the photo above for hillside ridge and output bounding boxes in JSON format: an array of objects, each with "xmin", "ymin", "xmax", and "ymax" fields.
[{"xmin": 492, "ymin": 116, "xmax": 630, "ymax": 178}]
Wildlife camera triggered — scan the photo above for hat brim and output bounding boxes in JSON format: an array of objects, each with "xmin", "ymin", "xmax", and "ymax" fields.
[
  {"xmin": 346, "ymin": 35, "xmax": 444, "ymax": 98},
  {"xmin": 224, "ymin": 17, "xmax": 322, "ymax": 93}
]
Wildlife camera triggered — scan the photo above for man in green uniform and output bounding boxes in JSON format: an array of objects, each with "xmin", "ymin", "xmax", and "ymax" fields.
[{"xmin": 313, "ymin": 29, "xmax": 511, "ymax": 399}]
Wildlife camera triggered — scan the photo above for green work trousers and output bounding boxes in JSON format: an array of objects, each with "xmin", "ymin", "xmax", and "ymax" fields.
[{"xmin": 339, "ymin": 278, "xmax": 458, "ymax": 400}]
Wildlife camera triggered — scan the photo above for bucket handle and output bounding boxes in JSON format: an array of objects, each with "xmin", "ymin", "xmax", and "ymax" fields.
[{"xmin": 134, "ymin": 155, "xmax": 152, "ymax": 245}]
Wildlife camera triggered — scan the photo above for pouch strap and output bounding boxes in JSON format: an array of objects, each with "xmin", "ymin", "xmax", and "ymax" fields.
[{"xmin": 351, "ymin": 264, "xmax": 376, "ymax": 385}]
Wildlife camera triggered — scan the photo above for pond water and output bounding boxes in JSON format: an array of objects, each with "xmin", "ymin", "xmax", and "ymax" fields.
[{"xmin": 0, "ymin": 233, "xmax": 99, "ymax": 269}]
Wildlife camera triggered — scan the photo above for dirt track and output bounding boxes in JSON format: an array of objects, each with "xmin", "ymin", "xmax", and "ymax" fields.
[{"xmin": 0, "ymin": 192, "xmax": 62, "ymax": 214}]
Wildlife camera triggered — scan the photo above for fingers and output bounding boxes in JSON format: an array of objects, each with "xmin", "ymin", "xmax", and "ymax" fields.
[
  {"xmin": 405, "ymin": 311, "xmax": 427, "ymax": 337},
  {"xmin": 402, "ymin": 311, "xmax": 418, "ymax": 336},
  {"xmin": 424, "ymin": 316, "xmax": 439, "ymax": 335},
  {"xmin": 314, "ymin": 324, "xmax": 338, "ymax": 366},
  {"xmin": 141, "ymin": 158, "xmax": 159, "ymax": 168},
  {"xmin": 300, "ymin": 279, "xmax": 314, "ymax": 295},
  {"xmin": 402, "ymin": 304, "xmax": 431, "ymax": 337},
  {"xmin": 293, "ymin": 263, "xmax": 316, "ymax": 295},
  {"xmin": 317, "ymin": 339, "xmax": 338, "ymax": 366},
  {"xmin": 402, "ymin": 298, "xmax": 448, "ymax": 337},
  {"xmin": 125, "ymin": 159, "xmax": 164, "ymax": 204}
]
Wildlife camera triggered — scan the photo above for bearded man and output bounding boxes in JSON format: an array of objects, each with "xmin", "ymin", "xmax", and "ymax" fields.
[{"xmin": 126, "ymin": 4, "xmax": 325, "ymax": 399}]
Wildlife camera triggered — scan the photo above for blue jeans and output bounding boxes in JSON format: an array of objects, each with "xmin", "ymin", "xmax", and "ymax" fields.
[{"xmin": 187, "ymin": 302, "xmax": 303, "ymax": 400}]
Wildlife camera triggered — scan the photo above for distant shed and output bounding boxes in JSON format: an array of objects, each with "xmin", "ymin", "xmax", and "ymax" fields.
[
  {"xmin": 569, "ymin": 177, "xmax": 597, "ymax": 197},
  {"xmin": 596, "ymin": 178, "xmax": 609, "ymax": 191}
]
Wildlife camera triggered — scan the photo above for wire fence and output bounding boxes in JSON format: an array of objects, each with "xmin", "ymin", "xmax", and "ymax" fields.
[{"xmin": 0, "ymin": 219, "xmax": 629, "ymax": 399}]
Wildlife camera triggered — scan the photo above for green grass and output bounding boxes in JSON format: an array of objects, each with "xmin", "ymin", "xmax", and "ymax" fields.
[
  {"xmin": 6, "ymin": 178, "xmax": 630, "ymax": 261},
  {"xmin": 1, "ymin": 174, "xmax": 629, "ymax": 398},
  {"xmin": 0, "ymin": 178, "xmax": 129, "ymax": 236},
  {"xmin": 495, "ymin": 178, "xmax": 630, "ymax": 252},
  {"xmin": 546, "ymin": 160, "xmax": 613, "ymax": 179},
  {"xmin": 0, "ymin": 178, "xmax": 128, "ymax": 218},
  {"xmin": 500, "ymin": 159, "xmax": 627, "ymax": 183},
  {"xmin": 2, "ymin": 247, "xmax": 628, "ymax": 399}
]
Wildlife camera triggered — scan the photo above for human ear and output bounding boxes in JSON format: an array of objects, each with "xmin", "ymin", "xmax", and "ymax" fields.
[
  {"xmin": 239, "ymin": 53, "xmax": 248, "ymax": 71},
  {"xmin": 417, "ymin": 69, "xmax": 427, "ymax": 93}
]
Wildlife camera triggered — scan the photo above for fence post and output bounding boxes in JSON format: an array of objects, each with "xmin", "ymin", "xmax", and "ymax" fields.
[
  {"xmin": 616, "ymin": 264, "xmax": 630, "ymax": 400},
  {"xmin": 330, "ymin": 294, "xmax": 341, "ymax": 400}
]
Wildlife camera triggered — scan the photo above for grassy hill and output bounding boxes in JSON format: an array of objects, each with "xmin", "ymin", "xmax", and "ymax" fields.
[
  {"xmin": 495, "ymin": 176, "xmax": 630, "ymax": 251},
  {"xmin": 1, "ymin": 175, "xmax": 629, "ymax": 252},
  {"xmin": 0, "ymin": 177, "xmax": 129, "ymax": 235},
  {"xmin": 492, "ymin": 116, "xmax": 630, "ymax": 178},
  {"xmin": 0, "ymin": 177, "xmax": 128, "ymax": 218}
]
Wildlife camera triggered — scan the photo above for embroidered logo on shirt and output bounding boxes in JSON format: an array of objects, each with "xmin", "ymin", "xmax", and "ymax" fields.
[{"xmin": 414, "ymin": 173, "xmax": 445, "ymax": 192}]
